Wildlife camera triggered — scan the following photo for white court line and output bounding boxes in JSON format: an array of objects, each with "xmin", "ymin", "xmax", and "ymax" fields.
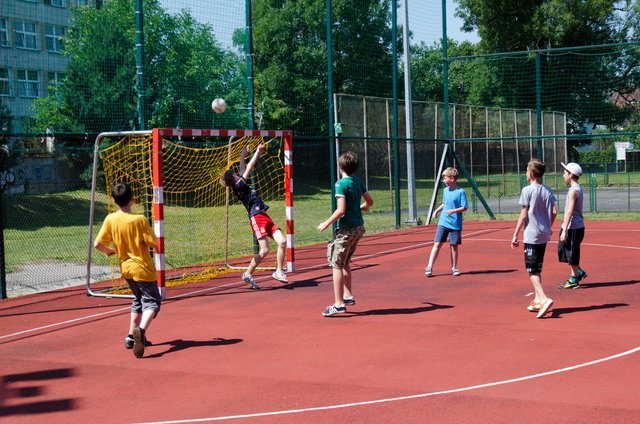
[
  {"xmin": 140, "ymin": 346, "xmax": 640, "ymax": 423},
  {"xmin": 3, "ymin": 227, "xmax": 640, "ymax": 421},
  {"xmin": 2, "ymin": 228, "xmax": 628, "ymax": 342}
]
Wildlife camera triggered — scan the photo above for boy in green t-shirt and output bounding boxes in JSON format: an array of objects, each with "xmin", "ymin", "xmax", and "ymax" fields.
[{"xmin": 317, "ymin": 152, "xmax": 374, "ymax": 317}]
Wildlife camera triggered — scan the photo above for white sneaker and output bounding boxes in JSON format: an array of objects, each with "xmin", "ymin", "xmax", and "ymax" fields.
[
  {"xmin": 272, "ymin": 270, "xmax": 288, "ymax": 283},
  {"xmin": 425, "ymin": 267, "xmax": 433, "ymax": 277},
  {"xmin": 536, "ymin": 298, "xmax": 554, "ymax": 318},
  {"xmin": 452, "ymin": 267, "xmax": 461, "ymax": 276}
]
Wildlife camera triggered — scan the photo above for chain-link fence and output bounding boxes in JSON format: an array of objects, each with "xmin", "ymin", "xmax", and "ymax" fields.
[{"xmin": 1, "ymin": 0, "xmax": 639, "ymax": 297}]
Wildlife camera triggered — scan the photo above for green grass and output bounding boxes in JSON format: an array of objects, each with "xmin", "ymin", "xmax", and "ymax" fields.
[{"xmin": 3, "ymin": 182, "xmax": 640, "ymax": 271}]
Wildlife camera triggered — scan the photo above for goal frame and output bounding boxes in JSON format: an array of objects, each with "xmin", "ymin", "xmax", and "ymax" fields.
[{"xmin": 86, "ymin": 128, "xmax": 295, "ymax": 299}]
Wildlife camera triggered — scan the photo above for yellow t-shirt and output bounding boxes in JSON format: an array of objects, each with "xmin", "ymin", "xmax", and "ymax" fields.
[{"xmin": 95, "ymin": 211, "xmax": 157, "ymax": 282}]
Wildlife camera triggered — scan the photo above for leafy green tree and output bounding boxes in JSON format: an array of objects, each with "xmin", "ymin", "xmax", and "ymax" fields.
[
  {"xmin": 452, "ymin": 0, "xmax": 638, "ymax": 135},
  {"xmin": 411, "ymin": 39, "xmax": 490, "ymax": 104},
  {"xmin": 32, "ymin": 0, "xmax": 246, "ymax": 133},
  {"xmin": 252, "ymin": 0, "xmax": 396, "ymax": 135}
]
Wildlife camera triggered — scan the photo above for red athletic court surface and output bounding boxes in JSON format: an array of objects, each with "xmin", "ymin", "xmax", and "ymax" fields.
[{"xmin": 1, "ymin": 220, "xmax": 639, "ymax": 423}]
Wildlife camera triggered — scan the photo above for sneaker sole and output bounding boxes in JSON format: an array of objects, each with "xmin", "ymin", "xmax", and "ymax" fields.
[{"xmin": 132, "ymin": 327, "xmax": 145, "ymax": 358}]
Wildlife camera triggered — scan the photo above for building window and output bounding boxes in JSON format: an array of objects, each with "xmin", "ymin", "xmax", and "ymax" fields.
[
  {"xmin": 15, "ymin": 21, "xmax": 38, "ymax": 50},
  {"xmin": 0, "ymin": 68, "xmax": 11, "ymax": 96},
  {"xmin": 48, "ymin": 72, "xmax": 64, "ymax": 90},
  {"xmin": 46, "ymin": 25, "xmax": 65, "ymax": 53},
  {"xmin": 1, "ymin": 18, "xmax": 9, "ymax": 47},
  {"xmin": 50, "ymin": 0, "xmax": 65, "ymax": 7},
  {"xmin": 17, "ymin": 69, "xmax": 39, "ymax": 98},
  {"xmin": 76, "ymin": 0, "xmax": 88, "ymax": 5}
]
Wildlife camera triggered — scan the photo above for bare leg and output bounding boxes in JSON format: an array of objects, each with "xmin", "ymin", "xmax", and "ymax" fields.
[
  {"xmin": 246, "ymin": 237, "xmax": 269, "ymax": 275},
  {"xmin": 129, "ymin": 312, "xmax": 141, "ymax": 335},
  {"xmin": 342, "ymin": 263, "xmax": 352, "ymax": 300},
  {"xmin": 570, "ymin": 264, "xmax": 580, "ymax": 278},
  {"xmin": 273, "ymin": 229, "xmax": 287, "ymax": 272},
  {"xmin": 332, "ymin": 267, "xmax": 345, "ymax": 306},
  {"xmin": 450, "ymin": 244, "xmax": 459, "ymax": 269},
  {"xmin": 139, "ymin": 309, "xmax": 156, "ymax": 331},
  {"xmin": 529, "ymin": 273, "xmax": 549, "ymax": 303},
  {"xmin": 427, "ymin": 242, "xmax": 443, "ymax": 268}
]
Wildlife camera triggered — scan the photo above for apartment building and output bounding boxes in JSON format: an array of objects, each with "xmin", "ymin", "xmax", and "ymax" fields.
[{"xmin": 0, "ymin": 0, "xmax": 96, "ymax": 133}]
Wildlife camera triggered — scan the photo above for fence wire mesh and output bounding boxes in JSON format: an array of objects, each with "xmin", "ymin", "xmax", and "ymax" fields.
[{"xmin": 1, "ymin": 0, "xmax": 639, "ymax": 297}]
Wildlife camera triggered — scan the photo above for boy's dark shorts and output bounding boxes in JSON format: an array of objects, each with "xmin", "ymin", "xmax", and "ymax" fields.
[
  {"xmin": 524, "ymin": 243, "xmax": 546, "ymax": 274},
  {"xmin": 327, "ymin": 226, "xmax": 365, "ymax": 269},
  {"xmin": 434, "ymin": 225, "xmax": 462, "ymax": 245},
  {"xmin": 558, "ymin": 227, "xmax": 585, "ymax": 266},
  {"xmin": 126, "ymin": 279, "xmax": 161, "ymax": 315}
]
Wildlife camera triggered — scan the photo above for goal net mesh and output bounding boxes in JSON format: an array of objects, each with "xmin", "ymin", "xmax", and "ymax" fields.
[{"xmin": 97, "ymin": 131, "xmax": 285, "ymax": 291}]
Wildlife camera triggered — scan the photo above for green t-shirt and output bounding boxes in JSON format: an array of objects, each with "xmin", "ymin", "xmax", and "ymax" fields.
[{"xmin": 335, "ymin": 175, "xmax": 367, "ymax": 228}]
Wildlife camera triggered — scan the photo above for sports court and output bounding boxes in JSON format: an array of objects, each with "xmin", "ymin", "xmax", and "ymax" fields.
[{"xmin": 1, "ymin": 220, "xmax": 639, "ymax": 423}]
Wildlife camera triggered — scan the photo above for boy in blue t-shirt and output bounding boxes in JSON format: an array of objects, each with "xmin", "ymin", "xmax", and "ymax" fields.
[
  {"xmin": 317, "ymin": 152, "xmax": 374, "ymax": 317},
  {"xmin": 425, "ymin": 167, "xmax": 469, "ymax": 277}
]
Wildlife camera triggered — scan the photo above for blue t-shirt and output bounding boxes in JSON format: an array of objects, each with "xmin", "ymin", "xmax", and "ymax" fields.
[
  {"xmin": 438, "ymin": 186, "xmax": 468, "ymax": 230},
  {"xmin": 335, "ymin": 176, "xmax": 367, "ymax": 228}
]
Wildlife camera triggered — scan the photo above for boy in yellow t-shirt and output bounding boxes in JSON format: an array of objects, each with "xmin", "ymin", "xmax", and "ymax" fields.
[{"xmin": 95, "ymin": 182, "xmax": 160, "ymax": 358}]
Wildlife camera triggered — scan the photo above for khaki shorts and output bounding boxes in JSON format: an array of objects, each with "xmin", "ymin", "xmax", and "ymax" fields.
[{"xmin": 327, "ymin": 226, "xmax": 365, "ymax": 269}]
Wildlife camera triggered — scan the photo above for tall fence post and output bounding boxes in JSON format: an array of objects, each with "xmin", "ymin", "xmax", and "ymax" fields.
[{"xmin": 134, "ymin": 0, "xmax": 146, "ymax": 130}]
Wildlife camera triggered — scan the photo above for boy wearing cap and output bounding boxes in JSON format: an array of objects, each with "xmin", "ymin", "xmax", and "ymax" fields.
[{"xmin": 558, "ymin": 162, "xmax": 587, "ymax": 289}]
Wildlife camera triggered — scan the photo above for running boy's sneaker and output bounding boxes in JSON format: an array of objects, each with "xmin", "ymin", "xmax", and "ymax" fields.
[
  {"xmin": 322, "ymin": 304, "xmax": 347, "ymax": 317},
  {"xmin": 132, "ymin": 327, "xmax": 146, "ymax": 358},
  {"xmin": 425, "ymin": 267, "xmax": 433, "ymax": 277},
  {"xmin": 452, "ymin": 267, "xmax": 461, "ymax": 276},
  {"xmin": 343, "ymin": 297, "xmax": 356, "ymax": 306},
  {"xmin": 242, "ymin": 272, "xmax": 260, "ymax": 290},
  {"xmin": 558, "ymin": 279, "xmax": 580, "ymax": 289},
  {"xmin": 125, "ymin": 335, "xmax": 152, "ymax": 349},
  {"xmin": 272, "ymin": 270, "xmax": 288, "ymax": 283}
]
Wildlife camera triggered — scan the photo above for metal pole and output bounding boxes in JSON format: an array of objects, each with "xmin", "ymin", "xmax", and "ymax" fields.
[
  {"xmin": 402, "ymin": 0, "xmax": 419, "ymax": 224},
  {"xmin": 326, "ymin": 0, "xmax": 337, "ymax": 212},
  {"xmin": 134, "ymin": 0, "xmax": 146, "ymax": 130},
  {"xmin": 536, "ymin": 51, "xmax": 542, "ymax": 158},
  {"xmin": 0, "ymin": 191, "xmax": 6, "ymax": 299},
  {"xmin": 246, "ymin": 0, "xmax": 255, "ymax": 129},
  {"xmin": 391, "ymin": 0, "xmax": 400, "ymax": 228}
]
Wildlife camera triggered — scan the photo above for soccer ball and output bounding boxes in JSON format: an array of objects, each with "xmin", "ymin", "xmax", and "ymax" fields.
[{"xmin": 211, "ymin": 98, "xmax": 227, "ymax": 114}]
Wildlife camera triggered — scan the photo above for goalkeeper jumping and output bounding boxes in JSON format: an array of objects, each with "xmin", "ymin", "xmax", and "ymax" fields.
[{"xmin": 220, "ymin": 144, "xmax": 289, "ymax": 289}]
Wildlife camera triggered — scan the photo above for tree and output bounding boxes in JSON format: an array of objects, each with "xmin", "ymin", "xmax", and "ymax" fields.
[
  {"xmin": 32, "ymin": 0, "xmax": 246, "ymax": 133},
  {"xmin": 252, "ymin": 0, "xmax": 396, "ymax": 136},
  {"xmin": 456, "ymin": 0, "xmax": 628, "ymax": 52},
  {"xmin": 452, "ymin": 0, "xmax": 639, "ymax": 135},
  {"xmin": 411, "ymin": 39, "xmax": 488, "ymax": 104}
]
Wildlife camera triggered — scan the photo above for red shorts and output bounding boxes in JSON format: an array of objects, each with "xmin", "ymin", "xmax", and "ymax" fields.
[{"xmin": 249, "ymin": 212, "xmax": 280, "ymax": 240}]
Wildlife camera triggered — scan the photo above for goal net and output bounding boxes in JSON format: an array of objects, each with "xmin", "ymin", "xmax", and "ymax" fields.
[{"xmin": 86, "ymin": 128, "xmax": 294, "ymax": 299}]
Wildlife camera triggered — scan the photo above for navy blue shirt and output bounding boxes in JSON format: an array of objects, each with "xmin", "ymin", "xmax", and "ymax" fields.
[{"xmin": 233, "ymin": 177, "xmax": 269, "ymax": 217}]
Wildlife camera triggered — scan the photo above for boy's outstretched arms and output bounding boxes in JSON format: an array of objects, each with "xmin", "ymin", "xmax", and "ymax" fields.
[{"xmin": 241, "ymin": 144, "xmax": 266, "ymax": 180}]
